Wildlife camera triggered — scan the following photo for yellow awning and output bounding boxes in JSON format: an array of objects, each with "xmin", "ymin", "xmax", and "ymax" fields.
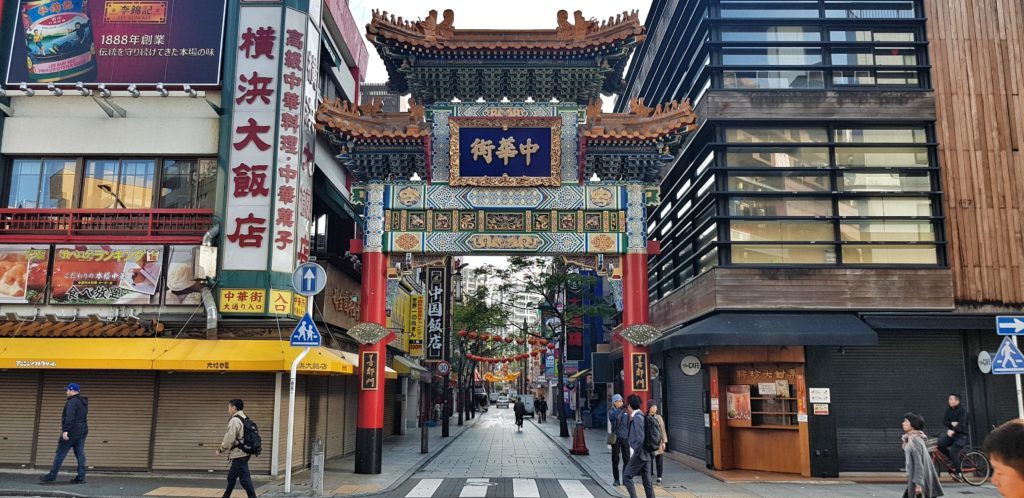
[
  {"xmin": 0, "ymin": 338, "xmax": 354, "ymax": 375},
  {"xmin": 0, "ymin": 338, "xmax": 157, "ymax": 370},
  {"xmin": 392, "ymin": 355, "xmax": 428, "ymax": 375},
  {"xmin": 568, "ymin": 368, "xmax": 592, "ymax": 382},
  {"xmin": 153, "ymin": 340, "xmax": 355, "ymax": 375},
  {"xmin": 338, "ymin": 351, "xmax": 398, "ymax": 380}
]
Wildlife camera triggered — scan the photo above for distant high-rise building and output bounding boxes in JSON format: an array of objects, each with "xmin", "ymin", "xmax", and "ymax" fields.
[{"xmin": 360, "ymin": 82, "xmax": 403, "ymax": 112}]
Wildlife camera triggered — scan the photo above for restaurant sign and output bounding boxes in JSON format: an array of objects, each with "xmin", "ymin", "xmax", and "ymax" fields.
[
  {"xmin": 51, "ymin": 245, "xmax": 163, "ymax": 304},
  {"xmin": 424, "ymin": 267, "xmax": 449, "ymax": 361}
]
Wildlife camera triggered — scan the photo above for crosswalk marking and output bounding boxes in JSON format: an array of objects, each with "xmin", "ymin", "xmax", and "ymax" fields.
[
  {"xmin": 406, "ymin": 479, "xmax": 444, "ymax": 498},
  {"xmin": 512, "ymin": 478, "xmax": 540, "ymax": 498},
  {"xmin": 459, "ymin": 478, "xmax": 490, "ymax": 497},
  {"xmin": 558, "ymin": 479, "xmax": 594, "ymax": 498}
]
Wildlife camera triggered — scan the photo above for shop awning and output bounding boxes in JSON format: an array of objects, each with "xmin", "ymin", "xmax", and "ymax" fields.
[
  {"xmin": 568, "ymin": 368, "xmax": 591, "ymax": 382},
  {"xmin": 0, "ymin": 338, "xmax": 355, "ymax": 374},
  {"xmin": 650, "ymin": 313, "xmax": 878, "ymax": 353},
  {"xmin": 393, "ymin": 355, "xmax": 431, "ymax": 381},
  {"xmin": 338, "ymin": 351, "xmax": 398, "ymax": 380},
  {"xmin": 0, "ymin": 338, "xmax": 158, "ymax": 370},
  {"xmin": 152, "ymin": 339, "xmax": 355, "ymax": 374}
]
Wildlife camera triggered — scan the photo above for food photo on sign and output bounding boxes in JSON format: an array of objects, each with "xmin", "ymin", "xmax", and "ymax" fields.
[
  {"xmin": 7, "ymin": 0, "xmax": 227, "ymax": 86},
  {"xmin": 50, "ymin": 245, "xmax": 163, "ymax": 304},
  {"xmin": 0, "ymin": 245, "xmax": 50, "ymax": 303}
]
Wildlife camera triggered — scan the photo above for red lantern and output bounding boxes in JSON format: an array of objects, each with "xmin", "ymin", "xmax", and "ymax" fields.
[
  {"xmin": 480, "ymin": 334, "xmax": 490, "ymax": 342},
  {"xmin": 493, "ymin": 335, "xmax": 503, "ymax": 343},
  {"xmin": 505, "ymin": 336, "xmax": 514, "ymax": 344},
  {"xmin": 458, "ymin": 330, "xmax": 468, "ymax": 338},
  {"xmin": 468, "ymin": 331, "xmax": 478, "ymax": 340},
  {"xmin": 516, "ymin": 338, "xmax": 526, "ymax": 345},
  {"xmin": 532, "ymin": 350, "xmax": 542, "ymax": 357},
  {"xmin": 547, "ymin": 343, "xmax": 556, "ymax": 350}
]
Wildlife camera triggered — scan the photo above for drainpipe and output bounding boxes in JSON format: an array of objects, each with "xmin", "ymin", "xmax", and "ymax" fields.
[{"xmin": 201, "ymin": 223, "xmax": 220, "ymax": 339}]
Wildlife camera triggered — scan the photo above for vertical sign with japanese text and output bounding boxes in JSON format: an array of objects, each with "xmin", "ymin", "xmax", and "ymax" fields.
[
  {"xmin": 425, "ymin": 267, "xmax": 449, "ymax": 361},
  {"xmin": 630, "ymin": 352, "xmax": 649, "ymax": 392},
  {"xmin": 361, "ymin": 351, "xmax": 379, "ymax": 390},
  {"xmin": 565, "ymin": 284, "xmax": 585, "ymax": 361},
  {"xmin": 270, "ymin": 8, "xmax": 305, "ymax": 273},
  {"xmin": 408, "ymin": 294, "xmax": 424, "ymax": 358},
  {"xmin": 223, "ymin": 6, "xmax": 280, "ymax": 271},
  {"xmin": 297, "ymin": 0, "xmax": 322, "ymax": 265}
]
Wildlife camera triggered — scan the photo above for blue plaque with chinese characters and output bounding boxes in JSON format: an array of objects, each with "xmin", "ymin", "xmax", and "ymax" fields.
[{"xmin": 449, "ymin": 117, "xmax": 562, "ymax": 187}]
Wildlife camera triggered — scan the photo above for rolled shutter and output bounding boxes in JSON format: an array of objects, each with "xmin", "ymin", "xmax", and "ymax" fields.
[
  {"xmin": 831, "ymin": 331, "xmax": 966, "ymax": 471},
  {"xmin": 35, "ymin": 371, "xmax": 155, "ymax": 471},
  {"xmin": 326, "ymin": 376, "xmax": 345, "ymax": 459},
  {"xmin": 0, "ymin": 371, "xmax": 41, "ymax": 466},
  {"xmin": 664, "ymin": 350, "xmax": 707, "ymax": 461},
  {"xmin": 305, "ymin": 376, "xmax": 328, "ymax": 463},
  {"xmin": 383, "ymin": 380, "xmax": 397, "ymax": 438},
  {"xmin": 344, "ymin": 376, "xmax": 358, "ymax": 455},
  {"xmin": 277, "ymin": 375, "xmax": 308, "ymax": 471},
  {"xmin": 152, "ymin": 373, "xmax": 275, "ymax": 474}
]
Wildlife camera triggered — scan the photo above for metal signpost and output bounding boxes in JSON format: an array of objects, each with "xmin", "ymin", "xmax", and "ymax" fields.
[
  {"xmin": 994, "ymin": 316, "xmax": 1024, "ymax": 418},
  {"xmin": 286, "ymin": 262, "xmax": 327, "ymax": 492}
]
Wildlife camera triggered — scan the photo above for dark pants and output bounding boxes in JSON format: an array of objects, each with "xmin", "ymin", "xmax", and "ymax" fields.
[
  {"xmin": 538, "ymin": 408, "xmax": 546, "ymax": 423},
  {"xmin": 611, "ymin": 437, "xmax": 630, "ymax": 482},
  {"xmin": 45, "ymin": 435, "xmax": 87, "ymax": 480},
  {"xmin": 649, "ymin": 452, "xmax": 664, "ymax": 478},
  {"xmin": 938, "ymin": 434, "xmax": 967, "ymax": 471},
  {"xmin": 224, "ymin": 456, "xmax": 256, "ymax": 498},
  {"xmin": 623, "ymin": 451, "xmax": 654, "ymax": 498}
]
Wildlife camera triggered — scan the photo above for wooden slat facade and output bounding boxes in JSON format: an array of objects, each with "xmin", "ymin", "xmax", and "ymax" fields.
[
  {"xmin": 926, "ymin": 0, "xmax": 1024, "ymax": 305},
  {"xmin": 649, "ymin": 267, "xmax": 954, "ymax": 332}
]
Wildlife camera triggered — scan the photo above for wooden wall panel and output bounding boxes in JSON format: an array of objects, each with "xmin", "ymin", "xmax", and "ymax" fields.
[{"xmin": 926, "ymin": 0, "xmax": 1024, "ymax": 305}]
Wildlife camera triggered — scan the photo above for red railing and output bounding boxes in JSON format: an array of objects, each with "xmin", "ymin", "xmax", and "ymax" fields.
[{"xmin": 0, "ymin": 209, "xmax": 214, "ymax": 243}]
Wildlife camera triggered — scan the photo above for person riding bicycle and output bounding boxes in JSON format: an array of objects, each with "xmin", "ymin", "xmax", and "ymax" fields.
[
  {"xmin": 938, "ymin": 393, "xmax": 969, "ymax": 478},
  {"xmin": 513, "ymin": 397, "xmax": 526, "ymax": 432}
]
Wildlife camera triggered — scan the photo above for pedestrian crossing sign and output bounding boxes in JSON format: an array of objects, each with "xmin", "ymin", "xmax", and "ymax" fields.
[
  {"xmin": 993, "ymin": 336, "xmax": 1024, "ymax": 374},
  {"xmin": 290, "ymin": 313, "xmax": 321, "ymax": 347}
]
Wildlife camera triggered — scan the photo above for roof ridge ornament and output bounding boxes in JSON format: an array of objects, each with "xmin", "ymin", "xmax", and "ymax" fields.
[{"xmin": 582, "ymin": 96, "xmax": 698, "ymax": 141}]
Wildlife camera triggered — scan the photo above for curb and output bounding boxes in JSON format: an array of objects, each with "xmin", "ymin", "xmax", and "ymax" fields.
[{"xmin": 529, "ymin": 419, "xmax": 622, "ymax": 498}]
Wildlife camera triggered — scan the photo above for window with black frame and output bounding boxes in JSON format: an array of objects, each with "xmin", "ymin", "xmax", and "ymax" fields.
[{"xmin": 721, "ymin": 125, "xmax": 942, "ymax": 266}]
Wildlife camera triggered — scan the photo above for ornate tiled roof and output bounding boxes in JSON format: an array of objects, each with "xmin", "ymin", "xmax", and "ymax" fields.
[
  {"xmin": 0, "ymin": 319, "xmax": 158, "ymax": 337},
  {"xmin": 316, "ymin": 96, "xmax": 430, "ymax": 140},
  {"xmin": 581, "ymin": 97, "xmax": 699, "ymax": 141},
  {"xmin": 366, "ymin": 9, "xmax": 645, "ymax": 51}
]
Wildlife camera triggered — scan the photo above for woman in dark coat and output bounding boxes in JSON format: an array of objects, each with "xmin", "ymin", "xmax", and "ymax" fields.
[{"xmin": 902, "ymin": 412, "xmax": 944, "ymax": 498}]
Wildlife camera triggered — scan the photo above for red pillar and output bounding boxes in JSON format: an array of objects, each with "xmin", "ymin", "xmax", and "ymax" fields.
[
  {"xmin": 621, "ymin": 252, "xmax": 650, "ymax": 407},
  {"xmin": 355, "ymin": 251, "xmax": 387, "ymax": 474}
]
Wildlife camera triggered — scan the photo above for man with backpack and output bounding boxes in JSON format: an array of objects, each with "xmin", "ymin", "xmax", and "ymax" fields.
[
  {"xmin": 218, "ymin": 399, "xmax": 259, "ymax": 498},
  {"xmin": 622, "ymin": 394, "xmax": 657, "ymax": 498}
]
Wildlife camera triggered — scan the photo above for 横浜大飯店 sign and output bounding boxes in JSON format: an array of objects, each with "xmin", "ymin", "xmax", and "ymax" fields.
[{"xmin": 449, "ymin": 117, "xmax": 561, "ymax": 187}]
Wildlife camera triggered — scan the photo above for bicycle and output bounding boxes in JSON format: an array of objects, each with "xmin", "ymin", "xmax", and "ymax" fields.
[{"xmin": 926, "ymin": 437, "xmax": 991, "ymax": 486}]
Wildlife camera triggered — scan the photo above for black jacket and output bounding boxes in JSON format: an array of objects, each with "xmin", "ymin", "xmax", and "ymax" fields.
[
  {"xmin": 942, "ymin": 405, "xmax": 968, "ymax": 438},
  {"xmin": 61, "ymin": 394, "xmax": 89, "ymax": 437}
]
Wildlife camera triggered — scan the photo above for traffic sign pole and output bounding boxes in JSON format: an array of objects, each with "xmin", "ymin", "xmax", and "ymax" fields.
[
  {"xmin": 286, "ymin": 262, "xmax": 326, "ymax": 492},
  {"xmin": 1016, "ymin": 336, "xmax": 1023, "ymax": 419},
  {"xmin": 285, "ymin": 345, "xmax": 310, "ymax": 493}
]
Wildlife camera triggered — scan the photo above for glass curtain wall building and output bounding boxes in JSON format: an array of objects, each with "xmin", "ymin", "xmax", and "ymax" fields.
[{"xmin": 619, "ymin": 0, "xmax": 942, "ymax": 303}]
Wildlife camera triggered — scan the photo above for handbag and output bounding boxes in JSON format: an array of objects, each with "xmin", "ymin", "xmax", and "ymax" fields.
[{"xmin": 607, "ymin": 433, "xmax": 617, "ymax": 445}]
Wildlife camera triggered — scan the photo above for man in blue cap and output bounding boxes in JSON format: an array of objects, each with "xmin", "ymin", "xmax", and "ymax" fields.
[
  {"xmin": 40, "ymin": 383, "xmax": 88, "ymax": 484},
  {"xmin": 609, "ymin": 393, "xmax": 630, "ymax": 486}
]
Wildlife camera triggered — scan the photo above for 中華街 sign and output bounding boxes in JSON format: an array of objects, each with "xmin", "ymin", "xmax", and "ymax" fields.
[{"xmin": 449, "ymin": 117, "xmax": 561, "ymax": 187}]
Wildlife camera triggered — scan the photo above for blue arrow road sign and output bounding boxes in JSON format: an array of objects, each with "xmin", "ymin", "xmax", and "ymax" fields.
[
  {"xmin": 292, "ymin": 262, "xmax": 327, "ymax": 297},
  {"xmin": 290, "ymin": 313, "xmax": 322, "ymax": 347},
  {"xmin": 992, "ymin": 336, "xmax": 1024, "ymax": 375},
  {"xmin": 997, "ymin": 316, "xmax": 1024, "ymax": 335}
]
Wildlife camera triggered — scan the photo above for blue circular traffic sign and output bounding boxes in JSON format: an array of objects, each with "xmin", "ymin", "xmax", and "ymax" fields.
[{"xmin": 292, "ymin": 262, "xmax": 327, "ymax": 296}]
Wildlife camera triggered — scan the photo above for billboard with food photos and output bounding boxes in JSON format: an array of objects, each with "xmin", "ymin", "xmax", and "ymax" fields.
[
  {"xmin": 7, "ymin": 0, "xmax": 227, "ymax": 86},
  {"xmin": 0, "ymin": 245, "xmax": 50, "ymax": 304},
  {"xmin": 51, "ymin": 245, "xmax": 163, "ymax": 304}
]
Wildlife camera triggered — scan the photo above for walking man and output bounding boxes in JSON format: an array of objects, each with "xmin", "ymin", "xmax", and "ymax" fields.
[
  {"xmin": 39, "ymin": 383, "xmax": 88, "ymax": 484},
  {"xmin": 218, "ymin": 399, "xmax": 257, "ymax": 498},
  {"xmin": 622, "ymin": 394, "xmax": 654, "ymax": 498},
  {"xmin": 537, "ymin": 396, "xmax": 547, "ymax": 423},
  {"xmin": 609, "ymin": 394, "xmax": 630, "ymax": 486}
]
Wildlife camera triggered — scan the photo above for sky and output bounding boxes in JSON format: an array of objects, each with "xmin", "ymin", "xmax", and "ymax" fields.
[{"xmin": 349, "ymin": 0, "xmax": 652, "ymax": 111}]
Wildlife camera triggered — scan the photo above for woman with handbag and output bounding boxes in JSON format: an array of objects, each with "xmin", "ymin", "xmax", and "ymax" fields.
[
  {"xmin": 647, "ymin": 399, "xmax": 669, "ymax": 484},
  {"xmin": 902, "ymin": 412, "xmax": 944, "ymax": 498}
]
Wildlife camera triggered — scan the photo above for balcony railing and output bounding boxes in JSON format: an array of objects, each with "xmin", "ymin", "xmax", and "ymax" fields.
[{"xmin": 0, "ymin": 209, "xmax": 215, "ymax": 243}]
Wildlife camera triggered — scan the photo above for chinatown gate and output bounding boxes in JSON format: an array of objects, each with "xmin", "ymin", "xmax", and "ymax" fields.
[{"xmin": 315, "ymin": 9, "xmax": 697, "ymax": 474}]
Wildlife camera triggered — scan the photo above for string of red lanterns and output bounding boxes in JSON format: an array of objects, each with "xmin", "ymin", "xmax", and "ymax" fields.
[{"xmin": 457, "ymin": 329, "xmax": 551, "ymax": 364}]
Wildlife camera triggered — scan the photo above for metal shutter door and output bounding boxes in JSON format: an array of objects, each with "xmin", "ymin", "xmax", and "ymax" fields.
[
  {"xmin": 326, "ymin": 376, "xmax": 345, "ymax": 459},
  {"xmin": 831, "ymin": 331, "xmax": 966, "ymax": 472},
  {"xmin": 152, "ymin": 373, "xmax": 275, "ymax": 474},
  {"xmin": 34, "ymin": 371, "xmax": 155, "ymax": 471},
  {"xmin": 344, "ymin": 376, "xmax": 358, "ymax": 455},
  {"xmin": 0, "ymin": 371, "xmax": 41, "ymax": 466},
  {"xmin": 383, "ymin": 380, "xmax": 397, "ymax": 438},
  {"xmin": 305, "ymin": 376, "xmax": 328, "ymax": 464},
  {"xmin": 277, "ymin": 375, "xmax": 308, "ymax": 471},
  {"xmin": 664, "ymin": 350, "xmax": 707, "ymax": 461}
]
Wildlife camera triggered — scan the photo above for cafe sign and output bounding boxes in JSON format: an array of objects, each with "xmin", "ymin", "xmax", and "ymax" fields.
[{"xmin": 449, "ymin": 117, "xmax": 561, "ymax": 187}]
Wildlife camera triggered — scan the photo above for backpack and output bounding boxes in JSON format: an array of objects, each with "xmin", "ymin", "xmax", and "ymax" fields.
[
  {"xmin": 233, "ymin": 415, "xmax": 262, "ymax": 457},
  {"xmin": 643, "ymin": 414, "xmax": 662, "ymax": 453}
]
